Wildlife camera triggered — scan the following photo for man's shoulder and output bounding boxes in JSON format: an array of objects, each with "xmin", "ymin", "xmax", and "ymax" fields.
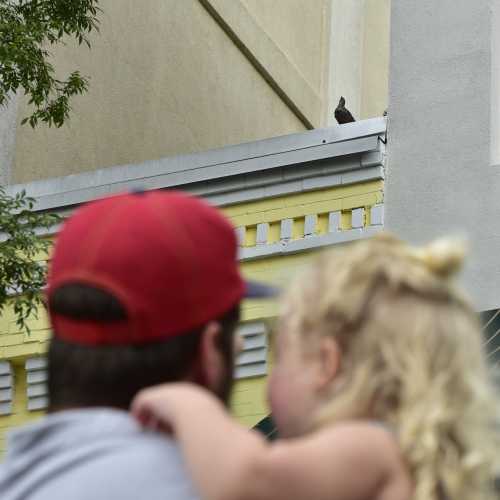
[
  {"xmin": 100, "ymin": 428, "xmax": 186, "ymax": 467},
  {"xmin": 77, "ymin": 429, "xmax": 192, "ymax": 478},
  {"xmin": 72, "ymin": 433, "xmax": 199, "ymax": 499},
  {"xmin": 0, "ymin": 410, "xmax": 199, "ymax": 500}
]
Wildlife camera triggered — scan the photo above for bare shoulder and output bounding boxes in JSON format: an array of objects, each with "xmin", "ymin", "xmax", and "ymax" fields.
[
  {"xmin": 257, "ymin": 421, "xmax": 412, "ymax": 500},
  {"xmin": 317, "ymin": 420, "xmax": 400, "ymax": 459},
  {"xmin": 319, "ymin": 422, "xmax": 413, "ymax": 500}
]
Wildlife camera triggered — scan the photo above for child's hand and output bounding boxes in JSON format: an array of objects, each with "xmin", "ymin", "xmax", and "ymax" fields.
[{"xmin": 131, "ymin": 382, "xmax": 217, "ymax": 434}]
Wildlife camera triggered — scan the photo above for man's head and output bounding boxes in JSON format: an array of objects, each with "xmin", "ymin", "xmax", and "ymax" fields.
[{"xmin": 46, "ymin": 190, "xmax": 273, "ymax": 410}]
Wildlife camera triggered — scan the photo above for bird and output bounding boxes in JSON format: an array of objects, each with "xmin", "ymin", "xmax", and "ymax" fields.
[{"xmin": 334, "ymin": 96, "xmax": 355, "ymax": 124}]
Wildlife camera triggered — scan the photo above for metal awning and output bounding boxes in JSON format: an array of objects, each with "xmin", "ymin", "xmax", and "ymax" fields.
[{"xmin": 7, "ymin": 117, "xmax": 386, "ymax": 215}]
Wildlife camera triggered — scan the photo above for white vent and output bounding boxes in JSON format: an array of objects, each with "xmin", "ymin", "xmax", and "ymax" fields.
[
  {"xmin": 25, "ymin": 357, "xmax": 48, "ymax": 411},
  {"xmin": 235, "ymin": 322, "xmax": 267, "ymax": 379},
  {"xmin": 0, "ymin": 361, "xmax": 14, "ymax": 415}
]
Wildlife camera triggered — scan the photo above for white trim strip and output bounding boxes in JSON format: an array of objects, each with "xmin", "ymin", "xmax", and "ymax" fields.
[
  {"xmin": 0, "ymin": 362, "xmax": 13, "ymax": 415},
  {"xmin": 239, "ymin": 226, "xmax": 382, "ymax": 262},
  {"xmin": 235, "ymin": 322, "xmax": 268, "ymax": 379},
  {"xmin": 26, "ymin": 357, "xmax": 49, "ymax": 411}
]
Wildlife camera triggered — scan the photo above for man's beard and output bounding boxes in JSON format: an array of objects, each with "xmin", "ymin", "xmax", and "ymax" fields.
[
  {"xmin": 192, "ymin": 349, "xmax": 235, "ymax": 406},
  {"xmin": 214, "ymin": 363, "xmax": 234, "ymax": 406},
  {"xmin": 212, "ymin": 331, "xmax": 237, "ymax": 406}
]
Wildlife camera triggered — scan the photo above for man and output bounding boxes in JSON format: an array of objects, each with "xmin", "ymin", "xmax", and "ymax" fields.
[{"xmin": 0, "ymin": 190, "xmax": 274, "ymax": 500}]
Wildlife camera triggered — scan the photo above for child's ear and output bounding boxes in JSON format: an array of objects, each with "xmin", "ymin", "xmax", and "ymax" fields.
[
  {"xmin": 197, "ymin": 321, "xmax": 225, "ymax": 391},
  {"xmin": 316, "ymin": 336, "xmax": 341, "ymax": 391}
]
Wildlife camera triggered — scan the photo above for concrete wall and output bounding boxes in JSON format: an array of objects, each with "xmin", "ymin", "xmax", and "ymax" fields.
[
  {"xmin": 361, "ymin": 0, "xmax": 390, "ymax": 119},
  {"xmin": 328, "ymin": 0, "xmax": 390, "ymax": 124},
  {"xmin": 491, "ymin": 0, "xmax": 500, "ymax": 165},
  {"xmin": 385, "ymin": 0, "xmax": 500, "ymax": 311},
  {"xmin": 9, "ymin": 0, "xmax": 389, "ymax": 184},
  {"xmin": 12, "ymin": 0, "xmax": 333, "ymax": 183},
  {"xmin": 241, "ymin": 0, "xmax": 330, "ymax": 98}
]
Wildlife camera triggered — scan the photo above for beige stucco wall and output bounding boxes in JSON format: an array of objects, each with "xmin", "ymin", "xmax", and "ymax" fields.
[
  {"xmin": 13, "ymin": 0, "xmax": 315, "ymax": 183},
  {"xmin": 328, "ymin": 0, "xmax": 390, "ymax": 123},
  {"xmin": 11, "ymin": 0, "xmax": 389, "ymax": 184},
  {"xmin": 241, "ymin": 0, "xmax": 330, "ymax": 97},
  {"xmin": 491, "ymin": 0, "xmax": 500, "ymax": 165},
  {"xmin": 361, "ymin": 0, "xmax": 390, "ymax": 119}
]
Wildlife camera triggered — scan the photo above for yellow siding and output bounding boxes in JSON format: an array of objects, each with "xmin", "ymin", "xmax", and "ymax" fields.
[
  {"xmin": 0, "ymin": 362, "xmax": 44, "ymax": 455},
  {"xmin": 225, "ymin": 181, "xmax": 382, "ymax": 227},
  {"xmin": 231, "ymin": 376, "xmax": 269, "ymax": 427},
  {"xmin": 231, "ymin": 338, "xmax": 275, "ymax": 428},
  {"xmin": 0, "ymin": 180, "xmax": 383, "ymax": 455}
]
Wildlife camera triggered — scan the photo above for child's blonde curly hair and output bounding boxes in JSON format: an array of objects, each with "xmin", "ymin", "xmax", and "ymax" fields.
[{"xmin": 280, "ymin": 233, "xmax": 500, "ymax": 500}]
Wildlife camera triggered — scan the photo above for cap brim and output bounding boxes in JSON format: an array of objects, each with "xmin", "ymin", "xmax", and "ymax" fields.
[{"xmin": 244, "ymin": 280, "xmax": 280, "ymax": 299}]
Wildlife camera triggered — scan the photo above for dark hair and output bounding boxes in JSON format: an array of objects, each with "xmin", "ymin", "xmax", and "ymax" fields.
[{"xmin": 48, "ymin": 284, "xmax": 240, "ymax": 411}]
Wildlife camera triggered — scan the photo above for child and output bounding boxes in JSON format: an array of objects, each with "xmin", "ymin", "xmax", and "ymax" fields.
[{"xmin": 132, "ymin": 233, "xmax": 500, "ymax": 500}]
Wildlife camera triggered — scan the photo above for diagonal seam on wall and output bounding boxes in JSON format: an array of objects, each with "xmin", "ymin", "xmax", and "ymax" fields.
[{"xmin": 198, "ymin": 0, "xmax": 321, "ymax": 129}]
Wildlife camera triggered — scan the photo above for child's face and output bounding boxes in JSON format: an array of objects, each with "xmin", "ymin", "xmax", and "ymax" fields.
[{"xmin": 267, "ymin": 326, "xmax": 324, "ymax": 438}]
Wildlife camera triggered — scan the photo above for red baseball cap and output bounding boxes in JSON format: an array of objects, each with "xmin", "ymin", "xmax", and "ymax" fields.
[{"xmin": 47, "ymin": 190, "xmax": 276, "ymax": 345}]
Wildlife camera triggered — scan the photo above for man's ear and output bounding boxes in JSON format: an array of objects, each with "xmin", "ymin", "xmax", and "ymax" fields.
[
  {"xmin": 315, "ymin": 336, "xmax": 341, "ymax": 391},
  {"xmin": 198, "ymin": 321, "xmax": 224, "ymax": 391}
]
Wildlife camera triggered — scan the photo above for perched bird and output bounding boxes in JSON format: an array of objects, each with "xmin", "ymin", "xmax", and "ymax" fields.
[{"xmin": 334, "ymin": 96, "xmax": 355, "ymax": 124}]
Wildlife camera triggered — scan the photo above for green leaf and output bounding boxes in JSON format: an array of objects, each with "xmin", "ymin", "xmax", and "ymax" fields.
[
  {"xmin": 0, "ymin": 0, "xmax": 100, "ymax": 128},
  {"xmin": 0, "ymin": 184, "xmax": 61, "ymax": 334}
]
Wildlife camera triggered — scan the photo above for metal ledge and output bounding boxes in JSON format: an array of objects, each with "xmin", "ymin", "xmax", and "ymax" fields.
[{"xmin": 7, "ymin": 117, "xmax": 386, "ymax": 212}]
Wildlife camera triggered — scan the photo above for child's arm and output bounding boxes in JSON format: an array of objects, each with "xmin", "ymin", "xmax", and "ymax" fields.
[{"xmin": 132, "ymin": 383, "xmax": 401, "ymax": 500}]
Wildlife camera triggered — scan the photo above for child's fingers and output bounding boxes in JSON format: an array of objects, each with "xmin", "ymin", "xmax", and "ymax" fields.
[
  {"xmin": 131, "ymin": 383, "xmax": 207, "ymax": 434},
  {"xmin": 131, "ymin": 388, "xmax": 175, "ymax": 432},
  {"xmin": 132, "ymin": 399, "xmax": 173, "ymax": 434},
  {"xmin": 132, "ymin": 401, "xmax": 155, "ymax": 426}
]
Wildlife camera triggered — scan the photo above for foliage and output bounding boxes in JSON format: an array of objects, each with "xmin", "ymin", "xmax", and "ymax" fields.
[
  {"xmin": 0, "ymin": 187, "xmax": 60, "ymax": 333},
  {"xmin": 0, "ymin": 0, "xmax": 100, "ymax": 127},
  {"xmin": 0, "ymin": 1, "xmax": 99, "ymax": 333}
]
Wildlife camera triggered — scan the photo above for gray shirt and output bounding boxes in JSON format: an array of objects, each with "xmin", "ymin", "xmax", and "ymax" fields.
[{"xmin": 0, "ymin": 408, "xmax": 200, "ymax": 500}]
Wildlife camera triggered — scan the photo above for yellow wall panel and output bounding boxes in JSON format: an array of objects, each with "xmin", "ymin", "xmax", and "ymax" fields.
[
  {"xmin": 231, "ymin": 342, "xmax": 275, "ymax": 428},
  {"xmin": 292, "ymin": 218, "xmax": 305, "ymax": 240},
  {"xmin": 341, "ymin": 210, "xmax": 352, "ymax": 230},
  {"xmin": 3, "ymin": 343, "xmax": 47, "ymax": 360},
  {"xmin": 340, "ymin": 192, "xmax": 382, "ymax": 210},
  {"xmin": 268, "ymin": 222, "xmax": 281, "ymax": 244},
  {"xmin": 224, "ymin": 196, "xmax": 287, "ymax": 218},
  {"xmin": 0, "ymin": 334, "xmax": 24, "ymax": 348},
  {"xmin": 244, "ymin": 225, "xmax": 257, "ymax": 247},
  {"xmin": 226, "ymin": 180, "xmax": 383, "ymax": 228},
  {"xmin": 317, "ymin": 213, "xmax": 330, "ymax": 235}
]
